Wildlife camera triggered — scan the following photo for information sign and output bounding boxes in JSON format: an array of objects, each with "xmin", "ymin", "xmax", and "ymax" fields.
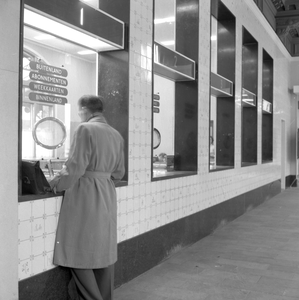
[
  {"xmin": 29, "ymin": 61, "xmax": 68, "ymax": 77},
  {"xmin": 29, "ymin": 92, "xmax": 67, "ymax": 105},
  {"xmin": 29, "ymin": 71, "xmax": 68, "ymax": 86},
  {"xmin": 29, "ymin": 82, "xmax": 68, "ymax": 96}
]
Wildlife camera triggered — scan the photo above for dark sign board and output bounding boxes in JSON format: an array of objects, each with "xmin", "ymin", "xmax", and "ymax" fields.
[
  {"xmin": 29, "ymin": 92, "xmax": 67, "ymax": 105},
  {"xmin": 25, "ymin": 0, "xmax": 124, "ymax": 49},
  {"xmin": 29, "ymin": 71, "xmax": 68, "ymax": 86},
  {"xmin": 210, "ymin": 72, "xmax": 233, "ymax": 97},
  {"xmin": 29, "ymin": 82, "xmax": 68, "ymax": 96},
  {"xmin": 262, "ymin": 99, "xmax": 272, "ymax": 114},
  {"xmin": 30, "ymin": 61, "xmax": 68, "ymax": 77},
  {"xmin": 154, "ymin": 42, "xmax": 195, "ymax": 81},
  {"xmin": 153, "ymin": 100, "xmax": 160, "ymax": 107},
  {"xmin": 153, "ymin": 94, "xmax": 160, "ymax": 100}
]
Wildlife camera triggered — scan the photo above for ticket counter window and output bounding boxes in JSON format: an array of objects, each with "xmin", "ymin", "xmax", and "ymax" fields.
[
  {"xmin": 152, "ymin": 0, "xmax": 198, "ymax": 180},
  {"xmin": 21, "ymin": 11, "xmax": 98, "ymax": 180},
  {"xmin": 209, "ymin": 2, "xmax": 236, "ymax": 171},
  {"xmin": 19, "ymin": 2, "xmax": 126, "ymax": 197}
]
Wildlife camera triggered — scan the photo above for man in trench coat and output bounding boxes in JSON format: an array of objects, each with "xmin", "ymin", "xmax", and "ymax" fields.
[{"xmin": 50, "ymin": 95, "xmax": 125, "ymax": 300}]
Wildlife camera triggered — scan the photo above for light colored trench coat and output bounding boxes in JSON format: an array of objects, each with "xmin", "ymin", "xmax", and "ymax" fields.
[{"xmin": 51, "ymin": 115, "xmax": 125, "ymax": 269}]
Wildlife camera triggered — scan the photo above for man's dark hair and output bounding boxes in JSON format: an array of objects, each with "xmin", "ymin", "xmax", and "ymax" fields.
[{"xmin": 78, "ymin": 95, "xmax": 104, "ymax": 113}]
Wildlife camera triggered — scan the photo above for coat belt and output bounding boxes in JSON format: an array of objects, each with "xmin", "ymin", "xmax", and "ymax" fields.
[{"xmin": 83, "ymin": 171, "xmax": 111, "ymax": 179}]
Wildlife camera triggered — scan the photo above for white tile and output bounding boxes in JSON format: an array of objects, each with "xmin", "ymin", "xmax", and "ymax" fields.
[
  {"xmin": 32, "ymin": 218, "xmax": 45, "ymax": 238},
  {"xmin": 119, "ymin": 213, "xmax": 127, "ymax": 228},
  {"xmin": 32, "ymin": 200, "xmax": 44, "ymax": 219},
  {"xmin": 18, "ymin": 259, "xmax": 31, "ymax": 281},
  {"xmin": 18, "ymin": 220, "xmax": 31, "ymax": 242},
  {"xmin": 119, "ymin": 200, "xmax": 126, "ymax": 215},
  {"xmin": 18, "ymin": 202, "xmax": 31, "ymax": 222},
  {"xmin": 45, "ymin": 197, "xmax": 57, "ymax": 216},
  {"xmin": 31, "ymin": 254, "xmax": 45, "ymax": 276},
  {"xmin": 45, "ymin": 251, "xmax": 55, "ymax": 270},
  {"xmin": 18, "ymin": 239, "xmax": 31, "ymax": 262},
  {"xmin": 45, "ymin": 215, "xmax": 58, "ymax": 235},
  {"xmin": 44, "ymin": 233, "xmax": 56, "ymax": 252},
  {"xmin": 32, "ymin": 236, "xmax": 44, "ymax": 257},
  {"xmin": 56, "ymin": 196, "xmax": 63, "ymax": 212}
]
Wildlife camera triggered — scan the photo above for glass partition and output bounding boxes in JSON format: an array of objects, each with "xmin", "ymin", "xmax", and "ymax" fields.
[
  {"xmin": 241, "ymin": 27, "xmax": 258, "ymax": 166},
  {"xmin": 153, "ymin": 0, "xmax": 176, "ymax": 178},
  {"xmin": 22, "ymin": 25, "xmax": 97, "ymax": 163},
  {"xmin": 209, "ymin": 0, "xmax": 236, "ymax": 171},
  {"xmin": 262, "ymin": 49, "xmax": 273, "ymax": 163},
  {"xmin": 20, "ymin": 2, "xmax": 127, "ymax": 197},
  {"xmin": 21, "ymin": 7, "xmax": 101, "ymax": 188},
  {"xmin": 152, "ymin": 0, "xmax": 199, "ymax": 179},
  {"xmin": 154, "ymin": 0, "xmax": 175, "ymax": 51}
]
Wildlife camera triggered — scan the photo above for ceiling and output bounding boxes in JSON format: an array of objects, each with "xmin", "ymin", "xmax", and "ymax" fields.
[{"xmin": 267, "ymin": 0, "xmax": 299, "ymax": 56}]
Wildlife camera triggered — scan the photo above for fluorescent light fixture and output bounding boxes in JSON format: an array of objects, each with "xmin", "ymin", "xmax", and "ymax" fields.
[
  {"xmin": 34, "ymin": 34, "xmax": 56, "ymax": 41},
  {"xmin": 211, "ymin": 35, "xmax": 217, "ymax": 41},
  {"xmin": 79, "ymin": 0, "xmax": 99, "ymax": 9},
  {"xmin": 77, "ymin": 49, "xmax": 96, "ymax": 55},
  {"xmin": 154, "ymin": 16, "xmax": 175, "ymax": 24},
  {"xmin": 24, "ymin": 8, "xmax": 120, "ymax": 52},
  {"xmin": 80, "ymin": 8, "xmax": 84, "ymax": 26},
  {"xmin": 161, "ymin": 40, "xmax": 175, "ymax": 46}
]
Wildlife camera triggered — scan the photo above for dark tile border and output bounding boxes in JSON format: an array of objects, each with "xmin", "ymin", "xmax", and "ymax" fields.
[{"xmin": 286, "ymin": 175, "xmax": 297, "ymax": 188}]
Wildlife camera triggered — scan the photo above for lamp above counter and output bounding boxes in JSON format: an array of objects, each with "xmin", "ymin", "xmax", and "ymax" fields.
[
  {"xmin": 24, "ymin": 0, "xmax": 125, "ymax": 52},
  {"xmin": 153, "ymin": 42, "xmax": 196, "ymax": 82}
]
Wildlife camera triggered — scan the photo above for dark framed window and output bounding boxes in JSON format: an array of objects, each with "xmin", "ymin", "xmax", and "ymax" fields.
[
  {"xmin": 152, "ymin": 0, "xmax": 199, "ymax": 180},
  {"xmin": 210, "ymin": 0, "xmax": 236, "ymax": 171},
  {"xmin": 19, "ymin": 0, "xmax": 128, "ymax": 198},
  {"xmin": 241, "ymin": 27, "xmax": 258, "ymax": 166},
  {"xmin": 262, "ymin": 49, "xmax": 273, "ymax": 163}
]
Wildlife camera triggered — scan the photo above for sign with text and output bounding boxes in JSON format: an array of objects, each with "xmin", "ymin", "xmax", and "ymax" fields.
[
  {"xmin": 153, "ymin": 100, "xmax": 160, "ymax": 107},
  {"xmin": 153, "ymin": 94, "xmax": 160, "ymax": 100},
  {"xmin": 29, "ymin": 61, "xmax": 68, "ymax": 77},
  {"xmin": 28, "ymin": 61, "xmax": 69, "ymax": 105},
  {"xmin": 29, "ymin": 82, "xmax": 68, "ymax": 96},
  {"xmin": 153, "ymin": 93, "xmax": 160, "ymax": 113},
  {"xmin": 29, "ymin": 92, "xmax": 68, "ymax": 105},
  {"xmin": 29, "ymin": 71, "xmax": 68, "ymax": 86}
]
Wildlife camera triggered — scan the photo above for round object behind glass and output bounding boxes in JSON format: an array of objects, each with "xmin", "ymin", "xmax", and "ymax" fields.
[
  {"xmin": 153, "ymin": 128, "xmax": 161, "ymax": 149},
  {"xmin": 32, "ymin": 117, "xmax": 66, "ymax": 149}
]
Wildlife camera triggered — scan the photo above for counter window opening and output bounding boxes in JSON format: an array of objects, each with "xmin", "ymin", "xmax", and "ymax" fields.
[
  {"xmin": 262, "ymin": 49, "xmax": 274, "ymax": 163},
  {"xmin": 19, "ymin": 1, "xmax": 127, "ymax": 198},
  {"xmin": 241, "ymin": 27, "xmax": 258, "ymax": 167},
  {"xmin": 152, "ymin": 0, "xmax": 199, "ymax": 180},
  {"xmin": 209, "ymin": 0, "xmax": 236, "ymax": 172}
]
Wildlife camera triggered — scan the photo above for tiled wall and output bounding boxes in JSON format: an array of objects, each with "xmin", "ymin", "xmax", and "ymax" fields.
[
  {"xmin": 18, "ymin": 0, "xmax": 298, "ymax": 281},
  {"xmin": 18, "ymin": 197, "xmax": 62, "ymax": 280}
]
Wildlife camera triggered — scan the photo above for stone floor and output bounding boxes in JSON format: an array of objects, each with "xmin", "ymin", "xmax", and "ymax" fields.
[{"xmin": 114, "ymin": 187, "xmax": 299, "ymax": 300}]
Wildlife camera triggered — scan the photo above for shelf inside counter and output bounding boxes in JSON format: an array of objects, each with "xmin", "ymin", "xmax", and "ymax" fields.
[
  {"xmin": 152, "ymin": 170, "xmax": 197, "ymax": 180},
  {"xmin": 210, "ymin": 165, "xmax": 234, "ymax": 172}
]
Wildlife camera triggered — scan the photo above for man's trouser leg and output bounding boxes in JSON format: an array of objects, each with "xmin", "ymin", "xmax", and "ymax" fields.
[
  {"xmin": 71, "ymin": 268, "xmax": 103, "ymax": 300},
  {"xmin": 94, "ymin": 265, "xmax": 114, "ymax": 300},
  {"xmin": 71, "ymin": 266, "xmax": 114, "ymax": 300}
]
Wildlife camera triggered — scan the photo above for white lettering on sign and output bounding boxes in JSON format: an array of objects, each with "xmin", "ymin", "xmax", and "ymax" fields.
[
  {"xmin": 35, "ymin": 63, "xmax": 63, "ymax": 75},
  {"xmin": 30, "ymin": 73, "xmax": 68, "ymax": 86},
  {"xmin": 30, "ymin": 82, "xmax": 68, "ymax": 96},
  {"xmin": 36, "ymin": 94, "xmax": 63, "ymax": 104}
]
